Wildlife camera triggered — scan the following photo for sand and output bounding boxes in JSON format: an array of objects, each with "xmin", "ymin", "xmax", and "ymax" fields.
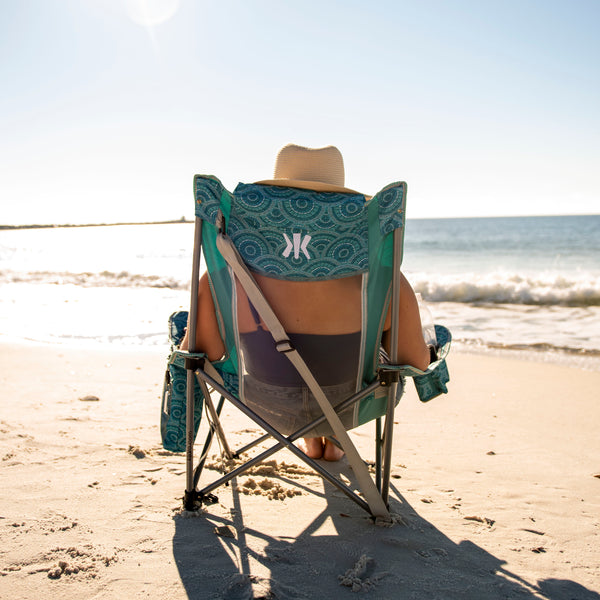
[{"xmin": 1, "ymin": 341, "xmax": 599, "ymax": 599}]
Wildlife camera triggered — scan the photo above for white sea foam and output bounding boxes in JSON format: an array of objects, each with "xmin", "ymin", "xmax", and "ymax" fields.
[
  {"xmin": 2, "ymin": 267, "xmax": 598, "ymax": 307},
  {"xmin": 409, "ymin": 270, "xmax": 600, "ymax": 307},
  {"xmin": 1, "ymin": 218, "xmax": 599, "ymax": 367},
  {"xmin": 0, "ymin": 269, "xmax": 188, "ymax": 289}
]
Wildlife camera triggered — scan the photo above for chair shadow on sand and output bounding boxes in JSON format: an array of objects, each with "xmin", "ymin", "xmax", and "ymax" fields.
[{"xmin": 172, "ymin": 462, "xmax": 600, "ymax": 600}]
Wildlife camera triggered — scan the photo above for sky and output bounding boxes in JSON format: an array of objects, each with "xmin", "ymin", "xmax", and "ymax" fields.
[{"xmin": 0, "ymin": 0, "xmax": 598, "ymax": 224}]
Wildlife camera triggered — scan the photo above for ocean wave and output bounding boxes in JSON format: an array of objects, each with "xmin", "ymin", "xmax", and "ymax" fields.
[
  {"xmin": 411, "ymin": 271, "xmax": 600, "ymax": 307},
  {"xmin": 0, "ymin": 270, "xmax": 188, "ymax": 289},
  {"xmin": 2, "ymin": 268, "xmax": 600, "ymax": 307}
]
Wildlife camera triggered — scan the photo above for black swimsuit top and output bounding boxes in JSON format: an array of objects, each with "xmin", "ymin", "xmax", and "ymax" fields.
[{"xmin": 239, "ymin": 304, "xmax": 361, "ymax": 387}]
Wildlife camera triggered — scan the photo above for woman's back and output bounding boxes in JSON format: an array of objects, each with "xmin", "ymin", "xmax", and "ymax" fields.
[{"xmin": 237, "ymin": 273, "xmax": 363, "ymax": 335}]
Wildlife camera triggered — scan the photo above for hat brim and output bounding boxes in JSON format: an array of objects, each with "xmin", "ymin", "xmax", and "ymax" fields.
[{"xmin": 255, "ymin": 178, "xmax": 362, "ymax": 195}]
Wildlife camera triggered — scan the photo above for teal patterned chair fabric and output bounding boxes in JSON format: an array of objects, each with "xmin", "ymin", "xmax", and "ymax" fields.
[
  {"xmin": 161, "ymin": 313, "xmax": 239, "ymax": 453},
  {"xmin": 161, "ymin": 351, "xmax": 205, "ymax": 452},
  {"xmin": 194, "ymin": 176, "xmax": 405, "ymax": 280},
  {"xmin": 380, "ymin": 324, "xmax": 452, "ymax": 403}
]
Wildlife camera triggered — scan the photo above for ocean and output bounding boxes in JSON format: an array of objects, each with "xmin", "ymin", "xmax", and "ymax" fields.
[{"xmin": 1, "ymin": 215, "xmax": 599, "ymax": 370}]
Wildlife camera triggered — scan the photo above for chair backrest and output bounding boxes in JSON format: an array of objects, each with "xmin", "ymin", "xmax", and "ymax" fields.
[{"xmin": 193, "ymin": 175, "xmax": 407, "ymax": 427}]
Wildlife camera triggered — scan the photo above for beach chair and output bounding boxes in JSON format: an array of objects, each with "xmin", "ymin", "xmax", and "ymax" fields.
[{"xmin": 161, "ymin": 176, "xmax": 451, "ymax": 520}]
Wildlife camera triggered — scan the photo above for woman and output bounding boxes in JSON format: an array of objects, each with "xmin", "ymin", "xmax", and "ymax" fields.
[{"xmin": 182, "ymin": 144, "xmax": 430, "ymax": 460}]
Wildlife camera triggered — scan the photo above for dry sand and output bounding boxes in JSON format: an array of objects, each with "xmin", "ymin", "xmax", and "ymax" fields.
[{"xmin": 1, "ymin": 341, "xmax": 599, "ymax": 599}]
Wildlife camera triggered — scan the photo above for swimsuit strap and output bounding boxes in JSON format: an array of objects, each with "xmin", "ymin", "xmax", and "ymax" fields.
[{"xmin": 248, "ymin": 301, "xmax": 264, "ymax": 330}]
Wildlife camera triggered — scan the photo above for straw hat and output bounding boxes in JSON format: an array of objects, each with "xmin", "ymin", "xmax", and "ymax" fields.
[{"xmin": 256, "ymin": 144, "xmax": 361, "ymax": 194}]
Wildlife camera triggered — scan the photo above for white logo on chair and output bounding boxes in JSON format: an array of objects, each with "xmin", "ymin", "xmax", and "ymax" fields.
[{"xmin": 282, "ymin": 233, "xmax": 311, "ymax": 260}]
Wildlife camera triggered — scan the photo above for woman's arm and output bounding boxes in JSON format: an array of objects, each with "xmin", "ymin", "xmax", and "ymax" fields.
[
  {"xmin": 381, "ymin": 272, "xmax": 430, "ymax": 371},
  {"xmin": 180, "ymin": 273, "xmax": 225, "ymax": 361}
]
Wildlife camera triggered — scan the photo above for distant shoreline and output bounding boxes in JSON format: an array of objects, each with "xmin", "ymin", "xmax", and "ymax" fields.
[
  {"xmin": 0, "ymin": 219, "xmax": 191, "ymax": 231},
  {"xmin": 2, "ymin": 214, "xmax": 598, "ymax": 231}
]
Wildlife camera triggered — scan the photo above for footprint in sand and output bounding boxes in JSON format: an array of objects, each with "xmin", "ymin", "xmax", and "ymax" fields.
[{"xmin": 339, "ymin": 554, "xmax": 389, "ymax": 592}]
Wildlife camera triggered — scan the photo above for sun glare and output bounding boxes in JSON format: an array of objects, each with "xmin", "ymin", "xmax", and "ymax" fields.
[{"xmin": 126, "ymin": 0, "xmax": 180, "ymax": 28}]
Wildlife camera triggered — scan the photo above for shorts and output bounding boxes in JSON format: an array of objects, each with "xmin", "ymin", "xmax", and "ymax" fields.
[{"xmin": 242, "ymin": 376, "xmax": 358, "ymax": 438}]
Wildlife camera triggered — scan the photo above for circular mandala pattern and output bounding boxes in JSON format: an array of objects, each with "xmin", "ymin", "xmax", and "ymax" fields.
[
  {"xmin": 238, "ymin": 189, "xmax": 273, "ymax": 212},
  {"xmin": 318, "ymin": 191, "xmax": 359, "ymax": 203},
  {"xmin": 330, "ymin": 241, "xmax": 358, "ymax": 262},
  {"xmin": 195, "ymin": 177, "xmax": 222, "ymax": 204},
  {"xmin": 355, "ymin": 223, "xmax": 369, "ymax": 238},
  {"xmin": 252, "ymin": 255, "xmax": 287, "ymax": 276},
  {"xmin": 286, "ymin": 195, "xmax": 322, "ymax": 221},
  {"xmin": 307, "ymin": 259, "xmax": 340, "ymax": 278},
  {"xmin": 378, "ymin": 187, "xmax": 400, "ymax": 211},
  {"xmin": 266, "ymin": 207, "xmax": 289, "ymax": 226},
  {"xmin": 227, "ymin": 218, "xmax": 244, "ymax": 237},
  {"xmin": 377, "ymin": 185, "xmax": 405, "ymax": 235},
  {"xmin": 262, "ymin": 229, "xmax": 286, "ymax": 252},
  {"xmin": 329, "ymin": 263, "xmax": 365, "ymax": 277},
  {"xmin": 309, "ymin": 232, "xmax": 339, "ymax": 255},
  {"xmin": 236, "ymin": 236, "xmax": 264, "ymax": 261},
  {"xmin": 326, "ymin": 233, "xmax": 367, "ymax": 264},
  {"xmin": 381, "ymin": 221, "xmax": 396, "ymax": 236},
  {"xmin": 332, "ymin": 198, "xmax": 365, "ymax": 223},
  {"xmin": 194, "ymin": 179, "xmax": 405, "ymax": 280},
  {"xmin": 256, "ymin": 185, "xmax": 298, "ymax": 200},
  {"xmin": 244, "ymin": 216, "xmax": 260, "ymax": 229},
  {"xmin": 197, "ymin": 202, "xmax": 220, "ymax": 222},
  {"xmin": 172, "ymin": 380, "xmax": 186, "ymax": 395},
  {"xmin": 314, "ymin": 213, "xmax": 336, "ymax": 230}
]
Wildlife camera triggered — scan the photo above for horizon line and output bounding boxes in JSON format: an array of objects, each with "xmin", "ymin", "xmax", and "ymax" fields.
[{"xmin": 1, "ymin": 213, "xmax": 599, "ymax": 231}]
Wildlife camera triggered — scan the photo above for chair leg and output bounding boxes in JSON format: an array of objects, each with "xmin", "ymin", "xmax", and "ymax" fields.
[
  {"xmin": 193, "ymin": 396, "xmax": 226, "ymax": 489},
  {"xmin": 183, "ymin": 217, "xmax": 203, "ymax": 511},
  {"xmin": 184, "ymin": 369, "xmax": 200, "ymax": 511},
  {"xmin": 375, "ymin": 417, "xmax": 382, "ymax": 492},
  {"xmin": 380, "ymin": 382, "xmax": 399, "ymax": 506}
]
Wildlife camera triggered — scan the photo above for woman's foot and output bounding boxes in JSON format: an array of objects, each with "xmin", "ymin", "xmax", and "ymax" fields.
[
  {"xmin": 299, "ymin": 437, "xmax": 324, "ymax": 459},
  {"xmin": 323, "ymin": 438, "xmax": 344, "ymax": 461},
  {"xmin": 299, "ymin": 437, "xmax": 345, "ymax": 461}
]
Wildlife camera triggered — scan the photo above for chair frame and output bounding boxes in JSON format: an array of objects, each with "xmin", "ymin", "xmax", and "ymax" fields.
[
  {"xmin": 179, "ymin": 217, "xmax": 403, "ymax": 519},
  {"xmin": 181, "ymin": 208, "xmax": 405, "ymax": 520}
]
